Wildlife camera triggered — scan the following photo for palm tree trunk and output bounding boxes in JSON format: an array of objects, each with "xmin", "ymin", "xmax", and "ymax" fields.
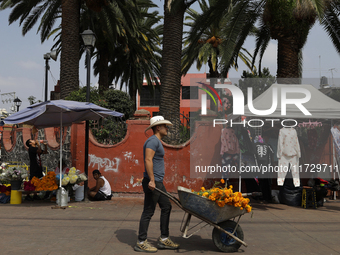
[
  {"xmin": 159, "ymin": 0, "xmax": 186, "ymax": 144},
  {"xmin": 98, "ymin": 46, "xmax": 109, "ymax": 95},
  {"xmin": 129, "ymin": 85, "xmax": 137, "ymax": 111},
  {"xmin": 276, "ymin": 37, "xmax": 301, "ymax": 84},
  {"xmin": 208, "ymin": 57, "xmax": 219, "ymax": 111},
  {"xmin": 60, "ymin": 0, "xmax": 80, "ymax": 99}
]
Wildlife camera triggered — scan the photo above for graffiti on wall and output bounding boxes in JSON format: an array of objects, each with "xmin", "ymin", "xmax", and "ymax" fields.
[
  {"xmin": 123, "ymin": 151, "xmax": 139, "ymax": 165},
  {"xmin": 88, "ymin": 154, "xmax": 120, "ymax": 172},
  {"xmin": 124, "ymin": 175, "xmax": 142, "ymax": 189}
]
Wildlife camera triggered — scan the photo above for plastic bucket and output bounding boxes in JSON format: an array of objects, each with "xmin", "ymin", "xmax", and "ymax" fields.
[
  {"xmin": 56, "ymin": 187, "xmax": 68, "ymax": 207},
  {"xmin": 74, "ymin": 185, "xmax": 84, "ymax": 202},
  {"xmin": 10, "ymin": 190, "xmax": 22, "ymax": 204}
]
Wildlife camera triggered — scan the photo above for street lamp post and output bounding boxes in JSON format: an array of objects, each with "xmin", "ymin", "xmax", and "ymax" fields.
[
  {"xmin": 13, "ymin": 97, "xmax": 22, "ymax": 112},
  {"xmin": 81, "ymin": 29, "xmax": 96, "ymax": 200},
  {"xmin": 43, "ymin": 50, "xmax": 57, "ymax": 101}
]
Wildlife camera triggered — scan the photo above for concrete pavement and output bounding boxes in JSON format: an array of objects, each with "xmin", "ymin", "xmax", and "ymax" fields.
[{"xmin": 0, "ymin": 196, "xmax": 339, "ymax": 255}]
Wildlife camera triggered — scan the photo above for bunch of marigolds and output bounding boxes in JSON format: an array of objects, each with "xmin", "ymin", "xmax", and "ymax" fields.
[
  {"xmin": 31, "ymin": 172, "xmax": 58, "ymax": 191},
  {"xmin": 193, "ymin": 179, "xmax": 252, "ymax": 213}
]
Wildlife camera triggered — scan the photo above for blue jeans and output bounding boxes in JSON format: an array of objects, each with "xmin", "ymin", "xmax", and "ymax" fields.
[{"xmin": 137, "ymin": 178, "xmax": 172, "ymax": 242}]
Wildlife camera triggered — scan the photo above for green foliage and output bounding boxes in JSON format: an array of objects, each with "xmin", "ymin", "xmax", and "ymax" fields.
[
  {"xmin": 264, "ymin": 0, "xmax": 317, "ymax": 47},
  {"xmin": 101, "ymin": 89, "xmax": 135, "ymax": 120},
  {"xmin": 237, "ymin": 67, "xmax": 276, "ymax": 104},
  {"xmin": 65, "ymin": 86, "xmax": 102, "ymax": 104},
  {"xmin": 28, "ymin": 96, "xmax": 41, "ymax": 105},
  {"xmin": 65, "ymin": 87, "xmax": 134, "ymax": 144}
]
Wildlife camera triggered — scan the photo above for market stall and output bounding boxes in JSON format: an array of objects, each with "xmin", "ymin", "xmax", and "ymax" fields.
[
  {"xmin": 226, "ymin": 84, "xmax": 340, "ymax": 203},
  {"xmin": 1, "ymin": 100, "xmax": 123, "ymax": 205}
]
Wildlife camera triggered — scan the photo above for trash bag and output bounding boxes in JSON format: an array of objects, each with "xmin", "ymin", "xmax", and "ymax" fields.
[
  {"xmin": 279, "ymin": 176, "xmax": 302, "ymax": 206},
  {"xmin": 279, "ymin": 185, "xmax": 302, "ymax": 206}
]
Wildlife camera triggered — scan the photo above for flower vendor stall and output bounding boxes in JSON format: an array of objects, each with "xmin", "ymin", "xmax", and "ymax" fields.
[
  {"xmin": 0, "ymin": 162, "xmax": 87, "ymax": 205},
  {"xmin": 2, "ymin": 100, "xmax": 123, "ymax": 202},
  {"xmin": 0, "ymin": 164, "xmax": 29, "ymax": 204}
]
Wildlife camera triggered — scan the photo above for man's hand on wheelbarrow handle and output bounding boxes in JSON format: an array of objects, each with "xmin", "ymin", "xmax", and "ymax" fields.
[{"xmin": 148, "ymin": 180, "xmax": 156, "ymax": 191}]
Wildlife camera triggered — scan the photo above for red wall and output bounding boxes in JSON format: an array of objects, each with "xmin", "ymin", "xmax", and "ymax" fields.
[
  {"xmin": 70, "ymin": 117, "xmax": 221, "ymax": 193},
  {"xmin": 2, "ymin": 117, "xmax": 336, "ymax": 194}
]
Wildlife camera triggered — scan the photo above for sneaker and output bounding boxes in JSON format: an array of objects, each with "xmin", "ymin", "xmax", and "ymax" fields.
[
  {"xmin": 157, "ymin": 237, "xmax": 180, "ymax": 250},
  {"xmin": 134, "ymin": 240, "xmax": 158, "ymax": 253}
]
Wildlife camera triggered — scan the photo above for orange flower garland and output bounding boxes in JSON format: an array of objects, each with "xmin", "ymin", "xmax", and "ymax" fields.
[
  {"xmin": 31, "ymin": 172, "xmax": 58, "ymax": 191},
  {"xmin": 193, "ymin": 180, "xmax": 252, "ymax": 213}
]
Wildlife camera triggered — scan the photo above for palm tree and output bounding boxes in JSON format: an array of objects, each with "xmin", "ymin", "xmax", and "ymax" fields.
[
  {"xmin": 190, "ymin": 0, "xmax": 340, "ymax": 83},
  {"xmin": 107, "ymin": 2, "xmax": 162, "ymax": 109},
  {"xmin": 182, "ymin": 0, "xmax": 255, "ymax": 111},
  {"xmin": 159, "ymin": 0, "xmax": 197, "ymax": 144},
  {"xmin": 182, "ymin": 0, "xmax": 254, "ymax": 77},
  {"xmin": 80, "ymin": 0, "xmax": 141, "ymax": 95}
]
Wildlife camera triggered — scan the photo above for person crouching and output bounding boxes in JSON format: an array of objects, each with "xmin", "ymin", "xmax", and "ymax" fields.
[{"xmin": 88, "ymin": 170, "xmax": 112, "ymax": 201}]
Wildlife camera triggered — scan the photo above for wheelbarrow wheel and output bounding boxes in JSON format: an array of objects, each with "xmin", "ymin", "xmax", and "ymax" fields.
[{"xmin": 212, "ymin": 220, "xmax": 244, "ymax": 253}]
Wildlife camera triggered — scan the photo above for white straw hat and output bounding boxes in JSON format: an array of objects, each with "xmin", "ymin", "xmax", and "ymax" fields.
[{"xmin": 145, "ymin": 116, "xmax": 173, "ymax": 131}]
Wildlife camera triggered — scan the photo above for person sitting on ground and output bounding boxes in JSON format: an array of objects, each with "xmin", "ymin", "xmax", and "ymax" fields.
[{"xmin": 88, "ymin": 170, "xmax": 112, "ymax": 201}]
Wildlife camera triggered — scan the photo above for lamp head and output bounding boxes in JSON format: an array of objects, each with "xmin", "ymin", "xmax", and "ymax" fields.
[
  {"xmin": 44, "ymin": 50, "xmax": 58, "ymax": 61},
  {"xmin": 49, "ymin": 50, "xmax": 57, "ymax": 61},
  {"xmin": 14, "ymin": 97, "xmax": 22, "ymax": 107},
  {"xmin": 81, "ymin": 29, "xmax": 96, "ymax": 47}
]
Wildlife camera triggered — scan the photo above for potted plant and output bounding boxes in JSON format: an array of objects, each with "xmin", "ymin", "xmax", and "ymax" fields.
[{"xmin": 0, "ymin": 166, "xmax": 29, "ymax": 190}]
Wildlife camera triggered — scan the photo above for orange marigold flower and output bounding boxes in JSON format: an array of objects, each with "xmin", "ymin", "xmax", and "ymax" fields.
[
  {"xmin": 217, "ymin": 200, "xmax": 225, "ymax": 207},
  {"xmin": 220, "ymin": 179, "xmax": 225, "ymax": 184}
]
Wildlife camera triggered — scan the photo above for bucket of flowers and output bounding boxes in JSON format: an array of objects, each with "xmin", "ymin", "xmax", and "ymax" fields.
[
  {"xmin": 59, "ymin": 167, "xmax": 88, "ymax": 199},
  {"xmin": 0, "ymin": 166, "xmax": 29, "ymax": 190}
]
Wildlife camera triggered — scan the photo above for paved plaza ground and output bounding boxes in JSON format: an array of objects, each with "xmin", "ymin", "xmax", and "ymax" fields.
[{"xmin": 0, "ymin": 196, "xmax": 339, "ymax": 255}]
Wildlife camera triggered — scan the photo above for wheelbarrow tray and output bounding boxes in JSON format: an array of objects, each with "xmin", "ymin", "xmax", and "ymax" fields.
[{"xmin": 177, "ymin": 186, "xmax": 246, "ymax": 224}]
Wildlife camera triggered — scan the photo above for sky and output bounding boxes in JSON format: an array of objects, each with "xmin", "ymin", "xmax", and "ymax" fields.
[{"xmin": 1, "ymin": 4, "xmax": 340, "ymax": 113}]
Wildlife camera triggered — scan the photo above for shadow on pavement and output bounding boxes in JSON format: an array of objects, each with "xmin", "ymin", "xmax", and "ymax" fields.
[
  {"xmin": 114, "ymin": 229, "xmax": 229, "ymax": 253},
  {"xmin": 115, "ymin": 229, "xmax": 137, "ymax": 247},
  {"xmin": 251, "ymin": 202, "xmax": 286, "ymax": 211}
]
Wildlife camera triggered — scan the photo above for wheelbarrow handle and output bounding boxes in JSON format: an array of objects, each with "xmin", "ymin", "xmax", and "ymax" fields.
[{"xmin": 154, "ymin": 187, "xmax": 183, "ymax": 209}]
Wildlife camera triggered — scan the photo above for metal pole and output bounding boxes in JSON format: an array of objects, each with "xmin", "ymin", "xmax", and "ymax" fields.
[
  {"xmin": 45, "ymin": 58, "xmax": 49, "ymax": 101},
  {"xmin": 332, "ymin": 120, "xmax": 337, "ymax": 200},
  {"xmin": 84, "ymin": 47, "xmax": 91, "ymax": 201}
]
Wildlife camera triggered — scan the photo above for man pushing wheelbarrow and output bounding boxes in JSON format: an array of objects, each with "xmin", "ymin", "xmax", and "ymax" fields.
[
  {"xmin": 134, "ymin": 116, "xmax": 180, "ymax": 253},
  {"xmin": 135, "ymin": 116, "xmax": 250, "ymax": 253}
]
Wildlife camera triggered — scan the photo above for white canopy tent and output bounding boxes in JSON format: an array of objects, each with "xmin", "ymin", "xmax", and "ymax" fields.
[{"xmin": 242, "ymin": 84, "xmax": 340, "ymax": 119}]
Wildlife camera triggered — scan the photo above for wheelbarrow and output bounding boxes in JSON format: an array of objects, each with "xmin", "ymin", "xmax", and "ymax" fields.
[{"xmin": 154, "ymin": 186, "xmax": 253, "ymax": 253}]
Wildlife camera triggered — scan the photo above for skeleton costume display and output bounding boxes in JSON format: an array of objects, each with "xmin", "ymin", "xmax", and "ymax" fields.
[
  {"xmin": 254, "ymin": 140, "xmax": 274, "ymax": 202},
  {"xmin": 254, "ymin": 142, "xmax": 274, "ymax": 165},
  {"xmin": 277, "ymin": 127, "xmax": 301, "ymax": 187}
]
